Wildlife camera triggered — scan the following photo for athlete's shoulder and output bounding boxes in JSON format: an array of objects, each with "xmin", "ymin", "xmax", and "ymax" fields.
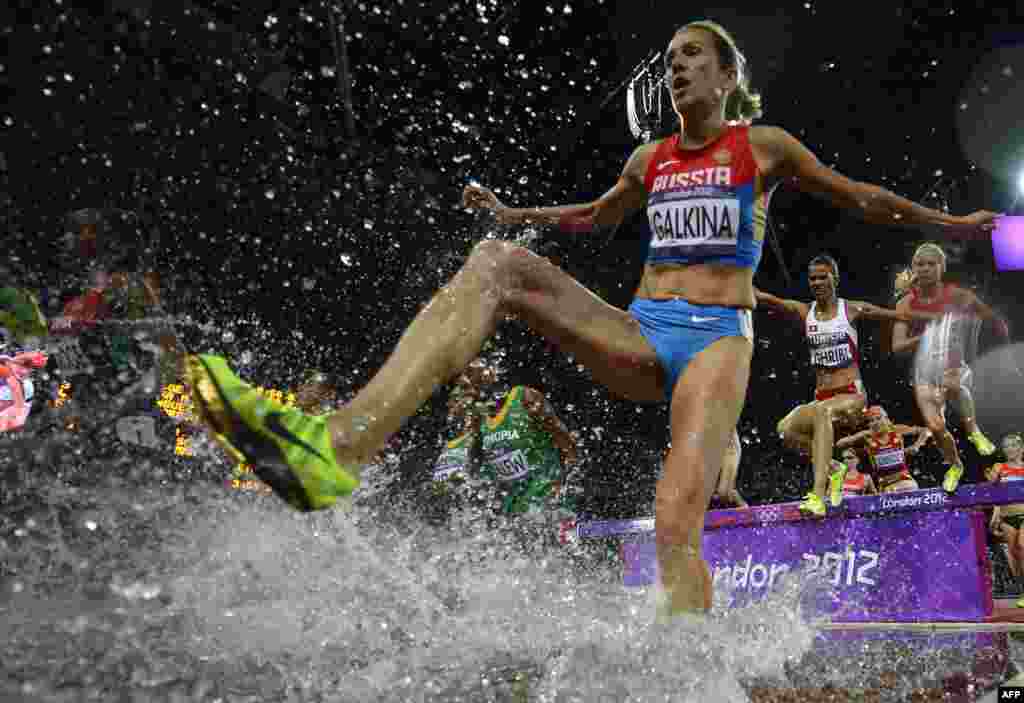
[
  {"xmin": 624, "ymin": 141, "xmax": 661, "ymax": 179},
  {"xmin": 947, "ymin": 283, "xmax": 975, "ymax": 304},
  {"xmin": 746, "ymin": 124, "xmax": 789, "ymax": 149}
]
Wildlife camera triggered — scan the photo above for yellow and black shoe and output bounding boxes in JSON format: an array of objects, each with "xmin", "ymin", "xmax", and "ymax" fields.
[
  {"xmin": 185, "ymin": 354, "xmax": 360, "ymax": 511},
  {"xmin": 798, "ymin": 493, "xmax": 827, "ymax": 518},
  {"xmin": 968, "ymin": 431, "xmax": 996, "ymax": 457},
  {"xmin": 942, "ymin": 464, "xmax": 964, "ymax": 494}
]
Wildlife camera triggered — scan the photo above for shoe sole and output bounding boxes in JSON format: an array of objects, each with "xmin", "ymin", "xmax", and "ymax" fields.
[{"xmin": 186, "ymin": 354, "xmax": 324, "ymax": 511}]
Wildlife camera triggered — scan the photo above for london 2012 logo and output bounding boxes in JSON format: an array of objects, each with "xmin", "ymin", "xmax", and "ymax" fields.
[{"xmin": 757, "ymin": 505, "xmax": 783, "ymax": 523}]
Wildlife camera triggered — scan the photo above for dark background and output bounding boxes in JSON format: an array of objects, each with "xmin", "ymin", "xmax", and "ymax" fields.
[{"xmin": 3, "ymin": 0, "xmax": 1024, "ymax": 517}]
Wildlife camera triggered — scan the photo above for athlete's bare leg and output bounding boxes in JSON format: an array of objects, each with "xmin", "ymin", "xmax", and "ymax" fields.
[
  {"xmin": 913, "ymin": 385, "xmax": 961, "ymax": 466},
  {"xmin": 777, "ymin": 394, "xmax": 865, "ymax": 500},
  {"xmin": 325, "ymin": 240, "xmax": 665, "ymax": 466},
  {"xmin": 656, "ymin": 335, "xmax": 752, "ymax": 615},
  {"xmin": 1004, "ymin": 531, "xmax": 1022, "ymax": 580},
  {"xmin": 946, "ymin": 382, "xmax": 982, "ymax": 436},
  {"xmin": 715, "ymin": 429, "xmax": 747, "ymax": 507},
  {"xmin": 1011, "ymin": 530, "xmax": 1024, "ymax": 598}
]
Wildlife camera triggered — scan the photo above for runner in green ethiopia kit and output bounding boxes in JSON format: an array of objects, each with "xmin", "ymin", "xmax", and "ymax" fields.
[
  {"xmin": 432, "ymin": 358, "xmax": 578, "ymax": 520},
  {"xmin": 481, "ymin": 385, "xmax": 573, "ymax": 514}
]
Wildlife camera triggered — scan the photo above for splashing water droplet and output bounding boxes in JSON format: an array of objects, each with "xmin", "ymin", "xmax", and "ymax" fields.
[
  {"xmin": 265, "ymin": 188, "xmax": 276, "ymax": 200},
  {"xmin": 497, "ymin": 35, "xmax": 510, "ymax": 46}
]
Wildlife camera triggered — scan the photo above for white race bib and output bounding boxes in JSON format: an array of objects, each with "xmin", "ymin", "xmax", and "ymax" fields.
[
  {"xmin": 875, "ymin": 448, "xmax": 904, "ymax": 469},
  {"xmin": 492, "ymin": 449, "xmax": 531, "ymax": 481},
  {"xmin": 648, "ymin": 196, "xmax": 740, "ymax": 253},
  {"xmin": 811, "ymin": 344, "xmax": 853, "ymax": 368}
]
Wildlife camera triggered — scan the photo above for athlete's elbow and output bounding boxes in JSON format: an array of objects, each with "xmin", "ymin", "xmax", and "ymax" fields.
[{"xmin": 844, "ymin": 183, "xmax": 896, "ymax": 225}]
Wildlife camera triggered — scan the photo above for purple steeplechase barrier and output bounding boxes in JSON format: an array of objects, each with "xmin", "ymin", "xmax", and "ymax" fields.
[{"xmin": 579, "ymin": 482, "xmax": 1023, "ymax": 622}]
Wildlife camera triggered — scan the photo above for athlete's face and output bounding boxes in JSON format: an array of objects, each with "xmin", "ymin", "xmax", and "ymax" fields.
[
  {"xmin": 1003, "ymin": 436, "xmax": 1023, "ymax": 462},
  {"xmin": 869, "ymin": 412, "xmax": 888, "ymax": 433},
  {"xmin": 841, "ymin": 449, "xmax": 860, "ymax": 470},
  {"xmin": 664, "ymin": 28, "xmax": 737, "ymax": 117},
  {"xmin": 807, "ymin": 264, "xmax": 835, "ymax": 301},
  {"xmin": 911, "ymin": 253, "xmax": 943, "ymax": 288}
]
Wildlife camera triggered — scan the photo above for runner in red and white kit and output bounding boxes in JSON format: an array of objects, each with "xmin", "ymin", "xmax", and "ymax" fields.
[
  {"xmin": 835, "ymin": 446, "xmax": 876, "ymax": 501},
  {"xmin": 756, "ymin": 255, "xmax": 932, "ymax": 516},
  {"xmin": 987, "ymin": 433, "xmax": 1024, "ymax": 606},
  {"xmin": 834, "ymin": 406, "xmax": 931, "ymax": 503},
  {"xmin": 892, "ymin": 242, "xmax": 1009, "ymax": 493}
]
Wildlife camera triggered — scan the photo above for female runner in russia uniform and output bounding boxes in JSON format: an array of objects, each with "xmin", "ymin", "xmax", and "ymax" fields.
[{"xmin": 185, "ymin": 20, "xmax": 1001, "ymax": 618}]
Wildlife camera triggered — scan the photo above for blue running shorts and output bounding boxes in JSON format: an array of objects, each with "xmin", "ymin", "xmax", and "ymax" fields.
[{"xmin": 627, "ymin": 298, "xmax": 754, "ymax": 402}]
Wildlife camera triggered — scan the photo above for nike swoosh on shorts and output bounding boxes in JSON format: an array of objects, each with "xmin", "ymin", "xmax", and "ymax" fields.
[{"xmin": 691, "ymin": 316, "xmax": 719, "ymax": 324}]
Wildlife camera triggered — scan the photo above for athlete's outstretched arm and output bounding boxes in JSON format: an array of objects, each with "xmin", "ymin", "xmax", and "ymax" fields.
[
  {"xmin": 462, "ymin": 144, "xmax": 654, "ymax": 235},
  {"xmin": 522, "ymin": 387, "xmax": 578, "ymax": 466},
  {"xmin": 753, "ymin": 288, "xmax": 808, "ymax": 322},
  {"xmin": 835, "ymin": 429, "xmax": 871, "ymax": 450},
  {"xmin": 890, "ymin": 297, "xmax": 922, "ymax": 356},
  {"xmin": 953, "ymin": 288, "xmax": 1012, "ymax": 340},
  {"xmin": 750, "ymin": 127, "xmax": 1000, "ymax": 234},
  {"xmin": 847, "ymin": 300, "xmax": 937, "ymax": 325}
]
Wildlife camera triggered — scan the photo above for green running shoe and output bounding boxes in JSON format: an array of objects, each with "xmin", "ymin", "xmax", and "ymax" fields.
[
  {"xmin": 798, "ymin": 492, "xmax": 826, "ymax": 517},
  {"xmin": 828, "ymin": 461, "xmax": 848, "ymax": 508},
  {"xmin": 185, "ymin": 354, "xmax": 360, "ymax": 511},
  {"xmin": 942, "ymin": 464, "xmax": 964, "ymax": 494},
  {"xmin": 968, "ymin": 431, "xmax": 996, "ymax": 456}
]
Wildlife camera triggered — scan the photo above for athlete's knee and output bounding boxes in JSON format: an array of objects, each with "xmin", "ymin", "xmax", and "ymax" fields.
[
  {"xmin": 469, "ymin": 238, "xmax": 529, "ymax": 269},
  {"xmin": 924, "ymin": 415, "xmax": 947, "ymax": 436},
  {"xmin": 470, "ymin": 237, "xmax": 503, "ymax": 258},
  {"xmin": 776, "ymin": 412, "xmax": 798, "ymax": 438}
]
